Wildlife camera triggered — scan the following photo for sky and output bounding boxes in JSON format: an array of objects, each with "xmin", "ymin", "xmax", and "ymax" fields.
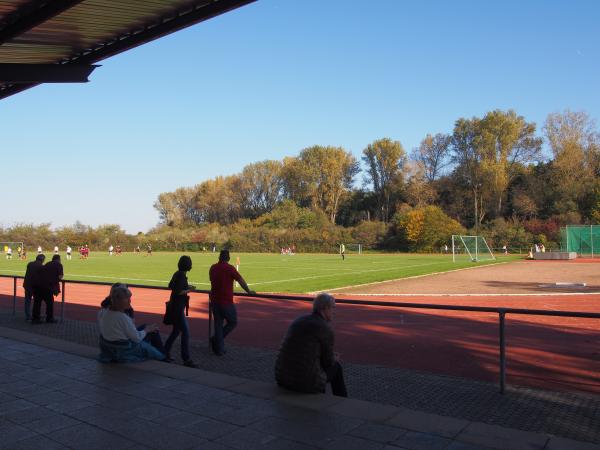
[{"xmin": 2, "ymin": 0, "xmax": 599, "ymax": 234}]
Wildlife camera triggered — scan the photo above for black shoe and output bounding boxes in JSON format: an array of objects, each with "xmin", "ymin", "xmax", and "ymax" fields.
[
  {"xmin": 163, "ymin": 356, "xmax": 175, "ymax": 363},
  {"xmin": 31, "ymin": 319, "xmax": 43, "ymax": 324},
  {"xmin": 183, "ymin": 360, "xmax": 198, "ymax": 368},
  {"xmin": 46, "ymin": 318, "xmax": 58, "ymax": 324}
]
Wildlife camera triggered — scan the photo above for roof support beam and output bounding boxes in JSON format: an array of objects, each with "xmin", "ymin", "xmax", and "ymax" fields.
[
  {"xmin": 0, "ymin": 0, "xmax": 85, "ymax": 46},
  {"xmin": 71, "ymin": 0, "xmax": 257, "ymax": 64},
  {"xmin": 0, "ymin": 64, "xmax": 98, "ymax": 83}
]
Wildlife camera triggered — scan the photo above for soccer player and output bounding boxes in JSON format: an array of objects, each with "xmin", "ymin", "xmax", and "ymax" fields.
[
  {"xmin": 340, "ymin": 243, "xmax": 345, "ymax": 261},
  {"xmin": 109, "ymin": 245, "xmax": 114, "ymax": 256},
  {"xmin": 6, "ymin": 247, "xmax": 12, "ymax": 260},
  {"xmin": 17, "ymin": 246, "xmax": 22, "ymax": 259},
  {"xmin": 53, "ymin": 245, "xmax": 59, "ymax": 255},
  {"xmin": 66, "ymin": 245, "xmax": 72, "ymax": 260},
  {"xmin": 37, "ymin": 245, "xmax": 42, "ymax": 255},
  {"xmin": 146, "ymin": 243, "xmax": 152, "ymax": 256}
]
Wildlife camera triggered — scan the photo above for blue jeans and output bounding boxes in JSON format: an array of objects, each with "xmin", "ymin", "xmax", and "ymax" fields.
[
  {"xmin": 98, "ymin": 336, "xmax": 165, "ymax": 363},
  {"xmin": 211, "ymin": 303, "xmax": 237, "ymax": 354},
  {"xmin": 24, "ymin": 288, "xmax": 33, "ymax": 320},
  {"xmin": 164, "ymin": 308, "xmax": 190, "ymax": 361}
]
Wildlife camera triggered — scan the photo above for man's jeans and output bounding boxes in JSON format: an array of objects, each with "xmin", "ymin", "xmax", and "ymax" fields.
[
  {"xmin": 24, "ymin": 288, "xmax": 33, "ymax": 320},
  {"xmin": 164, "ymin": 309, "xmax": 190, "ymax": 362},
  {"xmin": 211, "ymin": 303, "xmax": 237, "ymax": 354}
]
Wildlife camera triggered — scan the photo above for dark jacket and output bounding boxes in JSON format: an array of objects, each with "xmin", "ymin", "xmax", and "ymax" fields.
[
  {"xmin": 275, "ymin": 312, "xmax": 335, "ymax": 394},
  {"xmin": 23, "ymin": 260, "xmax": 44, "ymax": 290},
  {"xmin": 168, "ymin": 270, "xmax": 190, "ymax": 318},
  {"xmin": 42, "ymin": 260, "xmax": 64, "ymax": 295}
]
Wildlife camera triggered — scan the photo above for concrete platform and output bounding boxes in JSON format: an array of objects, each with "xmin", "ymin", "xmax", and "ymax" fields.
[
  {"xmin": 534, "ymin": 251, "xmax": 578, "ymax": 260},
  {"xmin": 1, "ymin": 326, "xmax": 600, "ymax": 449}
]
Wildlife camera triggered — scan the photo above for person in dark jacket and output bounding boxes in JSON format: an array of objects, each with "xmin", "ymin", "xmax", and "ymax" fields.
[
  {"xmin": 32, "ymin": 254, "xmax": 63, "ymax": 324},
  {"xmin": 23, "ymin": 254, "xmax": 45, "ymax": 321},
  {"xmin": 275, "ymin": 293, "xmax": 347, "ymax": 397},
  {"xmin": 164, "ymin": 255, "xmax": 198, "ymax": 368}
]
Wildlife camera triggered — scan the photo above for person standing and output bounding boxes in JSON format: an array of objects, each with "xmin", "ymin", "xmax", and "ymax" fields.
[
  {"xmin": 340, "ymin": 243, "xmax": 346, "ymax": 260},
  {"xmin": 275, "ymin": 293, "xmax": 348, "ymax": 397},
  {"xmin": 66, "ymin": 245, "xmax": 72, "ymax": 260},
  {"xmin": 53, "ymin": 245, "xmax": 59, "ymax": 255},
  {"xmin": 32, "ymin": 255, "xmax": 63, "ymax": 324},
  {"xmin": 37, "ymin": 245, "xmax": 42, "ymax": 255},
  {"xmin": 6, "ymin": 247, "xmax": 12, "ymax": 260},
  {"xmin": 109, "ymin": 245, "xmax": 114, "ymax": 256},
  {"xmin": 164, "ymin": 256, "xmax": 198, "ymax": 368},
  {"xmin": 209, "ymin": 250, "xmax": 255, "ymax": 356},
  {"xmin": 23, "ymin": 254, "xmax": 45, "ymax": 321}
]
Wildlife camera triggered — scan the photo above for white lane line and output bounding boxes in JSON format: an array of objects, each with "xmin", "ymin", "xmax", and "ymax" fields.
[
  {"xmin": 322, "ymin": 261, "xmax": 511, "ymax": 293},
  {"xmin": 330, "ymin": 292, "xmax": 600, "ymax": 297}
]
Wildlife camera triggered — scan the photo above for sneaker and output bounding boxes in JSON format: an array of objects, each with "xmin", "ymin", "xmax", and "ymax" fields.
[
  {"xmin": 183, "ymin": 360, "xmax": 198, "ymax": 368},
  {"xmin": 31, "ymin": 319, "xmax": 43, "ymax": 325},
  {"xmin": 46, "ymin": 319, "xmax": 58, "ymax": 324},
  {"xmin": 163, "ymin": 356, "xmax": 175, "ymax": 363}
]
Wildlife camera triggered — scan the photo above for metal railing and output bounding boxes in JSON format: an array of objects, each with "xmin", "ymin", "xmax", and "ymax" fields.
[{"xmin": 2, "ymin": 274, "xmax": 600, "ymax": 394}]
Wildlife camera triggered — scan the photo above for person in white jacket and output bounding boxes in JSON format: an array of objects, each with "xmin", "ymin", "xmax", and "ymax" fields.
[{"xmin": 97, "ymin": 284, "xmax": 165, "ymax": 363}]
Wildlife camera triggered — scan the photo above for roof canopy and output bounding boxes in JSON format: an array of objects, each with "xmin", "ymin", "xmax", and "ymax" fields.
[{"xmin": 0, "ymin": 0, "xmax": 255, "ymax": 100}]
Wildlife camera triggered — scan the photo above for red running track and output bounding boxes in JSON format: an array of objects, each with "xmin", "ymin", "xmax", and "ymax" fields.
[{"xmin": 1, "ymin": 279, "xmax": 599, "ymax": 395}]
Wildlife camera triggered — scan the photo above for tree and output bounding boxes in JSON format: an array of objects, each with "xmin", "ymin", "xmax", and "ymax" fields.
[
  {"xmin": 478, "ymin": 110, "xmax": 542, "ymax": 216},
  {"xmin": 238, "ymin": 160, "xmax": 283, "ymax": 218},
  {"xmin": 362, "ymin": 138, "xmax": 406, "ymax": 222},
  {"xmin": 288, "ymin": 146, "xmax": 359, "ymax": 223},
  {"xmin": 451, "ymin": 111, "xmax": 542, "ymax": 230},
  {"xmin": 412, "ymin": 133, "xmax": 451, "ymax": 182},
  {"xmin": 544, "ymin": 110, "xmax": 600, "ymax": 219},
  {"xmin": 392, "ymin": 205, "xmax": 465, "ymax": 252}
]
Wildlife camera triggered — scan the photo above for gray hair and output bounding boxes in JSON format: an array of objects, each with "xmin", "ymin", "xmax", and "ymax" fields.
[
  {"xmin": 313, "ymin": 293, "xmax": 335, "ymax": 313},
  {"xmin": 110, "ymin": 283, "xmax": 132, "ymax": 304}
]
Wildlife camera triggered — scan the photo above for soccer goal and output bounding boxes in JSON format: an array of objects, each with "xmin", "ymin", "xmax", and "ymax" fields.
[
  {"xmin": 339, "ymin": 243, "xmax": 362, "ymax": 254},
  {"xmin": 1, "ymin": 242, "xmax": 24, "ymax": 259},
  {"xmin": 452, "ymin": 235, "xmax": 495, "ymax": 262}
]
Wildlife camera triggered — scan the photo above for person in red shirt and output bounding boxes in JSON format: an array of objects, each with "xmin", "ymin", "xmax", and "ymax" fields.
[{"xmin": 209, "ymin": 250, "xmax": 255, "ymax": 356}]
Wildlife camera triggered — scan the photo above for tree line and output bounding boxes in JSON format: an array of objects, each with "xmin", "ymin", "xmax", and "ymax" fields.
[
  {"xmin": 2, "ymin": 109, "xmax": 598, "ymax": 254},
  {"xmin": 152, "ymin": 109, "xmax": 600, "ymax": 252}
]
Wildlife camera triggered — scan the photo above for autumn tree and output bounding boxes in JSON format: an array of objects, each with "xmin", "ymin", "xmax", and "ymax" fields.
[
  {"xmin": 284, "ymin": 146, "xmax": 359, "ymax": 223},
  {"xmin": 362, "ymin": 138, "xmax": 406, "ymax": 222},
  {"xmin": 412, "ymin": 133, "xmax": 451, "ymax": 182}
]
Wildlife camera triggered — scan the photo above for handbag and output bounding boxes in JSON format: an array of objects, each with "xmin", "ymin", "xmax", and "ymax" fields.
[{"xmin": 163, "ymin": 301, "xmax": 173, "ymax": 325}]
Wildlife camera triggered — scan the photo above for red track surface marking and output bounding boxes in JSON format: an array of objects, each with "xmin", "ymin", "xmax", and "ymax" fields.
[{"xmin": 1, "ymin": 278, "xmax": 599, "ymax": 394}]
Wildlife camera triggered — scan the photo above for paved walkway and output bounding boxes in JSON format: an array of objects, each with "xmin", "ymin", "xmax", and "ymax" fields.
[
  {"xmin": 0, "ymin": 331, "xmax": 597, "ymax": 450},
  {"xmin": 1, "ymin": 311, "xmax": 600, "ymax": 444}
]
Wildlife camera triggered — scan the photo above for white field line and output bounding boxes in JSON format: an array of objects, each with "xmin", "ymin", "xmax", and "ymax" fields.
[
  {"xmin": 0, "ymin": 269, "xmax": 210, "ymax": 286},
  {"xmin": 251, "ymin": 261, "xmax": 451, "ymax": 286},
  {"xmin": 320, "ymin": 261, "xmax": 512, "ymax": 294}
]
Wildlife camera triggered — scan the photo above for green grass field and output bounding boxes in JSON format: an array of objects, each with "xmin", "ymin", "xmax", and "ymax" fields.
[{"xmin": 0, "ymin": 252, "xmax": 517, "ymax": 293}]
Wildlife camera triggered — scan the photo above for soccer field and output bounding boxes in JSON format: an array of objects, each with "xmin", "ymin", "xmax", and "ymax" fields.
[{"xmin": 0, "ymin": 252, "xmax": 514, "ymax": 293}]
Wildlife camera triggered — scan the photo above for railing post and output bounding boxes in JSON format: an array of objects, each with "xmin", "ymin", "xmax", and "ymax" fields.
[
  {"xmin": 13, "ymin": 276, "xmax": 17, "ymax": 316},
  {"xmin": 208, "ymin": 297, "xmax": 213, "ymax": 349},
  {"xmin": 499, "ymin": 310, "xmax": 506, "ymax": 394},
  {"xmin": 60, "ymin": 280, "xmax": 66, "ymax": 324}
]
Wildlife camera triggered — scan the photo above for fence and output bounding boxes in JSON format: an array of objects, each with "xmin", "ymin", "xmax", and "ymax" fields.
[
  {"xmin": 561, "ymin": 225, "xmax": 600, "ymax": 257},
  {"xmin": 1, "ymin": 274, "xmax": 599, "ymax": 394}
]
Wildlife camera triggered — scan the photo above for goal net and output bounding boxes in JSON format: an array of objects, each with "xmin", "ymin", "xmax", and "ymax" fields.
[
  {"xmin": 452, "ymin": 235, "xmax": 495, "ymax": 262},
  {"xmin": 0, "ymin": 242, "xmax": 24, "ymax": 259},
  {"xmin": 339, "ymin": 243, "xmax": 362, "ymax": 254}
]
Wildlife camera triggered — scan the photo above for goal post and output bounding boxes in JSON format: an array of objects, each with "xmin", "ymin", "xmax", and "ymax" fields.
[{"xmin": 452, "ymin": 235, "xmax": 495, "ymax": 262}]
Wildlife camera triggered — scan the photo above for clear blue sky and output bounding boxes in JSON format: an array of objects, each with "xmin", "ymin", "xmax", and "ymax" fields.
[{"xmin": 3, "ymin": 0, "xmax": 599, "ymax": 233}]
